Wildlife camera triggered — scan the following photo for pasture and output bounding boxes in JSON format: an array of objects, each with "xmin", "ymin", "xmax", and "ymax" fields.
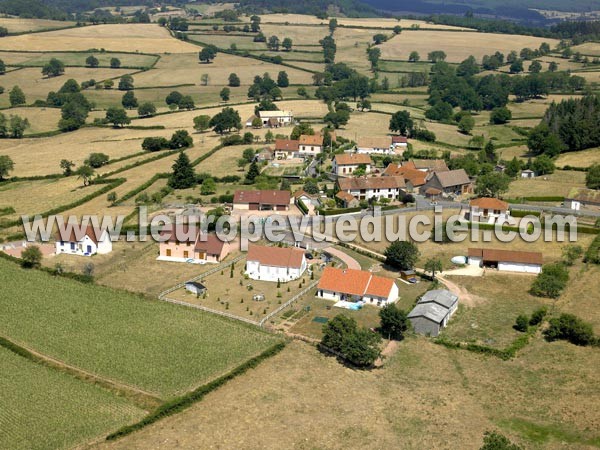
[
  {"xmin": 0, "ymin": 346, "xmax": 144, "ymax": 450},
  {"xmin": 6, "ymin": 51, "xmax": 159, "ymax": 68},
  {"xmin": 556, "ymin": 147, "xmax": 600, "ymax": 167},
  {"xmin": 0, "ymin": 24, "xmax": 200, "ymax": 53},
  {"xmin": 378, "ymin": 31, "xmax": 559, "ymax": 63},
  {"xmin": 0, "ymin": 258, "xmax": 281, "ymax": 397},
  {"xmin": 0, "ymin": 17, "xmax": 76, "ymax": 33},
  {"xmin": 506, "ymin": 170, "xmax": 587, "ymax": 198}
]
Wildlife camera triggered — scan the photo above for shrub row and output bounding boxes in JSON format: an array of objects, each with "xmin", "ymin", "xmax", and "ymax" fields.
[
  {"xmin": 106, "ymin": 341, "xmax": 286, "ymax": 441},
  {"xmin": 296, "ymin": 198, "xmax": 309, "ymax": 215},
  {"xmin": 435, "ymin": 330, "xmax": 534, "ymax": 360},
  {"xmin": 584, "ymin": 233, "xmax": 600, "ymax": 264},
  {"xmin": 114, "ymin": 174, "xmax": 168, "ymax": 205},
  {"xmin": 318, "ymin": 206, "xmax": 362, "ymax": 216},
  {"xmin": 509, "ymin": 209, "xmax": 542, "ymax": 218}
]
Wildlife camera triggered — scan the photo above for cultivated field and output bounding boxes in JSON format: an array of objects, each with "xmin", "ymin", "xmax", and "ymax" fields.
[
  {"xmin": 0, "ymin": 347, "xmax": 144, "ymax": 450},
  {"xmin": 7, "ymin": 51, "xmax": 159, "ymax": 68},
  {"xmin": 0, "ymin": 258, "xmax": 281, "ymax": 397},
  {"xmin": 0, "ymin": 17, "xmax": 76, "ymax": 33},
  {"xmin": 379, "ymin": 31, "xmax": 559, "ymax": 63},
  {"xmin": 0, "ymin": 24, "xmax": 200, "ymax": 53}
]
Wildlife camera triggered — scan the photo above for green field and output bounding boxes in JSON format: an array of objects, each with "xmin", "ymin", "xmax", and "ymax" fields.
[
  {"xmin": 0, "ymin": 346, "xmax": 144, "ymax": 450},
  {"xmin": 0, "ymin": 258, "xmax": 281, "ymax": 397}
]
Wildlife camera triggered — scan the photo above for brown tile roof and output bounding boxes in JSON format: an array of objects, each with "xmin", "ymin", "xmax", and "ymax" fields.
[
  {"xmin": 382, "ymin": 165, "xmax": 426, "ymax": 186},
  {"xmin": 431, "ymin": 169, "xmax": 471, "ymax": 188},
  {"xmin": 409, "ymin": 159, "xmax": 449, "ymax": 172},
  {"xmin": 194, "ymin": 234, "xmax": 226, "ymax": 256},
  {"xmin": 317, "ymin": 267, "xmax": 396, "ymax": 298},
  {"xmin": 56, "ymin": 224, "xmax": 103, "ymax": 244},
  {"xmin": 158, "ymin": 225, "xmax": 226, "ymax": 254},
  {"xmin": 425, "ymin": 187, "xmax": 442, "ymax": 195},
  {"xmin": 335, "ymin": 191, "xmax": 356, "ymax": 202},
  {"xmin": 338, "ymin": 176, "xmax": 405, "ymax": 191},
  {"xmin": 470, "ymin": 197, "xmax": 509, "ymax": 210},
  {"xmin": 247, "ymin": 244, "xmax": 305, "ymax": 268},
  {"xmin": 392, "ymin": 135, "xmax": 408, "ymax": 144},
  {"xmin": 334, "ymin": 153, "xmax": 373, "ymax": 166},
  {"xmin": 356, "ymin": 136, "xmax": 392, "ymax": 149},
  {"xmin": 233, "ymin": 190, "xmax": 291, "ymax": 206},
  {"xmin": 299, "ymin": 134, "xmax": 323, "ymax": 146},
  {"xmin": 468, "ymin": 248, "xmax": 543, "ymax": 265},
  {"xmin": 274, "ymin": 139, "xmax": 299, "ymax": 151}
]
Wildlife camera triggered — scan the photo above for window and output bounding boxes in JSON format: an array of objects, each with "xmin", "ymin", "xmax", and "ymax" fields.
[
  {"xmin": 166, "ymin": 249, "xmax": 172, "ymax": 257},
  {"xmin": 183, "ymin": 251, "xmax": 189, "ymax": 258}
]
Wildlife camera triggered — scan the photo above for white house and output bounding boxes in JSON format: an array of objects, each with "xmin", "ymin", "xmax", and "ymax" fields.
[
  {"xmin": 356, "ymin": 137, "xmax": 393, "ymax": 155},
  {"xmin": 298, "ymin": 134, "xmax": 324, "ymax": 157},
  {"xmin": 258, "ymin": 110, "xmax": 294, "ymax": 127},
  {"xmin": 55, "ymin": 225, "xmax": 112, "ymax": 256},
  {"xmin": 317, "ymin": 267, "xmax": 399, "ymax": 307},
  {"xmin": 468, "ymin": 248, "xmax": 542, "ymax": 274},
  {"xmin": 245, "ymin": 244, "xmax": 307, "ymax": 282},
  {"xmin": 337, "ymin": 176, "xmax": 405, "ymax": 201},
  {"xmin": 467, "ymin": 197, "xmax": 512, "ymax": 225},
  {"xmin": 332, "ymin": 153, "xmax": 373, "ymax": 176}
]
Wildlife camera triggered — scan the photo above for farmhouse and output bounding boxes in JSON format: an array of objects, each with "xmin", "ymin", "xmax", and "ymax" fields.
[
  {"xmin": 382, "ymin": 164, "xmax": 427, "ymax": 191},
  {"xmin": 467, "ymin": 248, "xmax": 543, "ymax": 274},
  {"xmin": 317, "ymin": 267, "xmax": 399, "ymax": 307},
  {"xmin": 245, "ymin": 115, "xmax": 260, "ymax": 128},
  {"xmin": 258, "ymin": 110, "xmax": 294, "ymax": 127},
  {"xmin": 337, "ymin": 176, "xmax": 405, "ymax": 201},
  {"xmin": 274, "ymin": 139, "xmax": 300, "ymax": 159},
  {"xmin": 233, "ymin": 190, "xmax": 292, "ymax": 211},
  {"xmin": 356, "ymin": 136, "xmax": 393, "ymax": 155},
  {"xmin": 245, "ymin": 244, "xmax": 307, "ymax": 282},
  {"xmin": 564, "ymin": 187, "xmax": 600, "ymax": 211},
  {"xmin": 467, "ymin": 197, "xmax": 511, "ymax": 224},
  {"xmin": 298, "ymin": 134, "xmax": 324, "ymax": 156},
  {"xmin": 420, "ymin": 169, "xmax": 472, "ymax": 196},
  {"xmin": 157, "ymin": 225, "xmax": 230, "ymax": 264},
  {"xmin": 336, "ymin": 191, "xmax": 361, "ymax": 208},
  {"xmin": 332, "ymin": 153, "xmax": 373, "ymax": 176},
  {"xmin": 404, "ymin": 159, "xmax": 449, "ymax": 173},
  {"xmin": 55, "ymin": 225, "xmax": 112, "ymax": 256}
]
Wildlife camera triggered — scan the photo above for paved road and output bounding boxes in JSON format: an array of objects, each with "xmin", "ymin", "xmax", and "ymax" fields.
[{"xmin": 323, "ymin": 246, "xmax": 361, "ymax": 270}]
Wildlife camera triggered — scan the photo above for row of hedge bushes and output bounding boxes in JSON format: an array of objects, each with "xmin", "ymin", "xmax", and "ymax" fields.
[
  {"xmin": 435, "ymin": 329, "xmax": 535, "ymax": 360},
  {"xmin": 584, "ymin": 233, "xmax": 600, "ymax": 264}
]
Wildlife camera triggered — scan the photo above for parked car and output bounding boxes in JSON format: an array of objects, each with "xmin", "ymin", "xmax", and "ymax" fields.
[{"xmin": 305, "ymin": 252, "xmax": 314, "ymax": 260}]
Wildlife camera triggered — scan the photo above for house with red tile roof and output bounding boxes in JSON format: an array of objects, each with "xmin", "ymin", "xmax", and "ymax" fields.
[
  {"xmin": 233, "ymin": 190, "xmax": 292, "ymax": 211},
  {"xmin": 157, "ymin": 224, "xmax": 230, "ymax": 264},
  {"xmin": 382, "ymin": 164, "xmax": 427, "ymax": 191},
  {"xmin": 245, "ymin": 244, "xmax": 307, "ymax": 282},
  {"xmin": 337, "ymin": 176, "xmax": 405, "ymax": 202},
  {"xmin": 274, "ymin": 139, "xmax": 300, "ymax": 159},
  {"xmin": 298, "ymin": 134, "xmax": 324, "ymax": 157},
  {"xmin": 55, "ymin": 225, "xmax": 112, "ymax": 256},
  {"xmin": 467, "ymin": 197, "xmax": 511, "ymax": 224},
  {"xmin": 332, "ymin": 153, "xmax": 373, "ymax": 176},
  {"xmin": 317, "ymin": 267, "xmax": 399, "ymax": 307}
]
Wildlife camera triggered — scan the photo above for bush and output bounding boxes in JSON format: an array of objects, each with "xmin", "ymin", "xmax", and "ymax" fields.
[
  {"xmin": 142, "ymin": 136, "xmax": 170, "ymax": 152},
  {"xmin": 544, "ymin": 313, "xmax": 596, "ymax": 346},
  {"xmin": 530, "ymin": 263, "xmax": 569, "ymax": 298},
  {"xmin": 529, "ymin": 307, "xmax": 547, "ymax": 326},
  {"xmin": 514, "ymin": 314, "xmax": 529, "ymax": 332},
  {"xmin": 21, "ymin": 245, "xmax": 43, "ymax": 268},
  {"xmin": 221, "ymin": 134, "xmax": 244, "ymax": 146}
]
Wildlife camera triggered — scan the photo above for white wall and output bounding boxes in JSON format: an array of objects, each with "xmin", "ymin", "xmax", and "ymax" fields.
[
  {"xmin": 246, "ymin": 259, "xmax": 306, "ymax": 282},
  {"xmin": 498, "ymin": 261, "xmax": 542, "ymax": 274}
]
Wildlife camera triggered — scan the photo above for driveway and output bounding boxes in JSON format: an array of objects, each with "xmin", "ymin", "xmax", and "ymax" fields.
[{"xmin": 323, "ymin": 247, "xmax": 361, "ymax": 270}]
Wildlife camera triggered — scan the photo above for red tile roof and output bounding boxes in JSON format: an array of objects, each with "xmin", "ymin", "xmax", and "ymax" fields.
[
  {"xmin": 382, "ymin": 165, "xmax": 426, "ymax": 186},
  {"xmin": 275, "ymin": 139, "xmax": 299, "ymax": 151},
  {"xmin": 337, "ymin": 176, "xmax": 405, "ymax": 191},
  {"xmin": 392, "ymin": 135, "xmax": 408, "ymax": 144},
  {"xmin": 247, "ymin": 244, "xmax": 305, "ymax": 268},
  {"xmin": 468, "ymin": 248, "xmax": 543, "ymax": 265},
  {"xmin": 195, "ymin": 234, "xmax": 226, "ymax": 256},
  {"xmin": 56, "ymin": 225, "xmax": 103, "ymax": 244},
  {"xmin": 233, "ymin": 190, "xmax": 291, "ymax": 206},
  {"xmin": 317, "ymin": 267, "xmax": 396, "ymax": 299},
  {"xmin": 469, "ymin": 197, "xmax": 509, "ymax": 210},
  {"xmin": 299, "ymin": 134, "xmax": 324, "ymax": 146},
  {"xmin": 334, "ymin": 153, "xmax": 373, "ymax": 166}
]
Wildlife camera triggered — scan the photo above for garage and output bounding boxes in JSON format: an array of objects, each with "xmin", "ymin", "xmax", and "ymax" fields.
[{"xmin": 468, "ymin": 248, "xmax": 543, "ymax": 274}]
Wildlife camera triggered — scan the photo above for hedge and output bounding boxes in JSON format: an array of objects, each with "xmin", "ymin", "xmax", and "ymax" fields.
[
  {"xmin": 584, "ymin": 233, "xmax": 600, "ymax": 264},
  {"xmin": 296, "ymin": 198, "xmax": 309, "ymax": 215},
  {"xmin": 106, "ymin": 341, "xmax": 286, "ymax": 441},
  {"xmin": 510, "ymin": 209, "xmax": 542, "ymax": 218},
  {"xmin": 318, "ymin": 206, "xmax": 362, "ymax": 216},
  {"xmin": 114, "ymin": 174, "xmax": 168, "ymax": 205},
  {"xmin": 435, "ymin": 328, "xmax": 535, "ymax": 360}
]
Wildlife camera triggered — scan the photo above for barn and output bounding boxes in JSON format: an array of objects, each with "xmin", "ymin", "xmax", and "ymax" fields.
[
  {"xmin": 468, "ymin": 248, "xmax": 543, "ymax": 274},
  {"xmin": 233, "ymin": 190, "xmax": 292, "ymax": 211}
]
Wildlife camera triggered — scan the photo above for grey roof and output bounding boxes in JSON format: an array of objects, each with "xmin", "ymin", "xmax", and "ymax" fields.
[
  {"xmin": 408, "ymin": 303, "xmax": 449, "ymax": 323},
  {"xmin": 432, "ymin": 169, "xmax": 470, "ymax": 188},
  {"xmin": 185, "ymin": 281, "xmax": 207, "ymax": 290},
  {"xmin": 419, "ymin": 289, "xmax": 458, "ymax": 310}
]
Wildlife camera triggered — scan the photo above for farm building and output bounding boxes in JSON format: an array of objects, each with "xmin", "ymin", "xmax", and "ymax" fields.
[
  {"xmin": 336, "ymin": 191, "xmax": 360, "ymax": 208},
  {"xmin": 245, "ymin": 244, "xmax": 307, "ymax": 282},
  {"xmin": 298, "ymin": 134, "xmax": 324, "ymax": 156},
  {"xmin": 382, "ymin": 164, "xmax": 427, "ymax": 191},
  {"xmin": 317, "ymin": 267, "xmax": 399, "ymax": 307},
  {"xmin": 419, "ymin": 289, "xmax": 458, "ymax": 316},
  {"xmin": 521, "ymin": 169, "xmax": 535, "ymax": 178},
  {"xmin": 331, "ymin": 153, "xmax": 373, "ymax": 176},
  {"xmin": 564, "ymin": 187, "xmax": 600, "ymax": 211},
  {"xmin": 356, "ymin": 136, "xmax": 393, "ymax": 155},
  {"xmin": 55, "ymin": 225, "xmax": 112, "ymax": 256},
  {"xmin": 467, "ymin": 197, "xmax": 511, "ymax": 224},
  {"xmin": 420, "ymin": 169, "xmax": 472, "ymax": 196},
  {"xmin": 258, "ymin": 110, "xmax": 294, "ymax": 127},
  {"xmin": 467, "ymin": 248, "xmax": 543, "ymax": 273},
  {"xmin": 391, "ymin": 135, "xmax": 408, "ymax": 149},
  {"xmin": 157, "ymin": 225, "xmax": 230, "ymax": 264},
  {"xmin": 233, "ymin": 190, "xmax": 292, "ymax": 211},
  {"xmin": 185, "ymin": 281, "xmax": 207, "ymax": 296},
  {"xmin": 336, "ymin": 176, "xmax": 405, "ymax": 202},
  {"xmin": 400, "ymin": 270, "xmax": 417, "ymax": 283},
  {"xmin": 404, "ymin": 159, "xmax": 449, "ymax": 173},
  {"xmin": 407, "ymin": 303, "xmax": 452, "ymax": 337}
]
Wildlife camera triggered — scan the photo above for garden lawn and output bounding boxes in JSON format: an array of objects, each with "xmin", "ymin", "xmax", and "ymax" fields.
[{"xmin": 0, "ymin": 258, "xmax": 281, "ymax": 398}]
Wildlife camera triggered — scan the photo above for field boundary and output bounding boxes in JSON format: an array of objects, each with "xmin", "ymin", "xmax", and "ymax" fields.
[{"xmin": 259, "ymin": 279, "xmax": 319, "ymax": 326}]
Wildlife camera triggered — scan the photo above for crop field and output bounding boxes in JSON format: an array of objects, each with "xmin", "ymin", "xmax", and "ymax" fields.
[
  {"xmin": 0, "ymin": 67, "xmax": 134, "ymax": 107},
  {"xmin": 99, "ymin": 338, "xmax": 600, "ymax": 450},
  {"xmin": 338, "ymin": 111, "xmax": 391, "ymax": 140},
  {"xmin": 0, "ymin": 24, "xmax": 200, "ymax": 53},
  {"xmin": 187, "ymin": 33, "xmax": 267, "ymax": 50},
  {"xmin": 379, "ymin": 31, "xmax": 559, "ymax": 63},
  {"xmin": 131, "ymin": 52, "xmax": 316, "ymax": 87},
  {"xmin": 193, "ymin": 144, "xmax": 259, "ymax": 177},
  {"xmin": 0, "ymin": 258, "xmax": 281, "ymax": 397},
  {"xmin": 0, "ymin": 106, "xmax": 61, "ymax": 134},
  {"xmin": 378, "ymin": 59, "xmax": 434, "ymax": 73},
  {"xmin": 333, "ymin": 27, "xmax": 380, "ymax": 74},
  {"xmin": 245, "ymin": 49, "xmax": 324, "ymax": 63},
  {"xmin": 506, "ymin": 170, "xmax": 587, "ymax": 197},
  {"xmin": 260, "ymin": 24, "xmax": 329, "ymax": 46},
  {"xmin": 0, "ymin": 17, "xmax": 76, "ymax": 33},
  {"xmin": 0, "ymin": 347, "xmax": 144, "ymax": 450},
  {"xmin": 571, "ymin": 42, "xmax": 600, "ymax": 56},
  {"xmin": 6, "ymin": 51, "xmax": 159, "ymax": 68}
]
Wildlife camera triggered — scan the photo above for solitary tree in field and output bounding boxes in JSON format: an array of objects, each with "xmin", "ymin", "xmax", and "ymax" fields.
[
  {"xmin": 199, "ymin": 45, "xmax": 217, "ymax": 63},
  {"xmin": 408, "ymin": 51, "xmax": 420, "ymax": 62},
  {"xmin": 277, "ymin": 71, "xmax": 289, "ymax": 88},
  {"xmin": 427, "ymin": 50, "xmax": 446, "ymax": 62},
  {"xmin": 137, "ymin": 102, "xmax": 156, "ymax": 117},
  {"xmin": 9, "ymin": 85, "xmax": 25, "ymax": 106},
  {"xmin": 105, "ymin": 107, "xmax": 130, "ymax": 128},
  {"xmin": 42, "ymin": 58, "xmax": 65, "ymax": 77},
  {"xmin": 393, "ymin": 25, "xmax": 402, "ymax": 34},
  {"xmin": 384, "ymin": 241, "xmax": 420, "ymax": 271},
  {"xmin": 220, "ymin": 87, "xmax": 230, "ymax": 101},
  {"xmin": 85, "ymin": 55, "xmax": 99, "ymax": 68},
  {"xmin": 76, "ymin": 164, "xmax": 95, "ymax": 186},
  {"xmin": 110, "ymin": 57, "xmax": 121, "ymax": 68},
  {"xmin": 118, "ymin": 74, "xmax": 134, "ymax": 90},
  {"xmin": 372, "ymin": 33, "xmax": 388, "ymax": 45},
  {"xmin": 529, "ymin": 60, "xmax": 542, "ymax": 73},
  {"xmin": 121, "ymin": 91, "xmax": 138, "ymax": 109},
  {"xmin": 228, "ymin": 73, "xmax": 240, "ymax": 87},
  {"xmin": 282, "ymin": 37, "xmax": 293, "ymax": 51},
  {"xmin": 0, "ymin": 154, "xmax": 14, "ymax": 180},
  {"xmin": 21, "ymin": 245, "xmax": 43, "ymax": 268},
  {"xmin": 60, "ymin": 159, "xmax": 75, "ymax": 176},
  {"xmin": 168, "ymin": 151, "xmax": 196, "ymax": 189},
  {"xmin": 193, "ymin": 115, "xmax": 211, "ymax": 133},
  {"xmin": 389, "ymin": 110, "xmax": 413, "ymax": 136},
  {"xmin": 85, "ymin": 152, "xmax": 109, "ymax": 168},
  {"xmin": 267, "ymin": 35, "xmax": 280, "ymax": 51}
]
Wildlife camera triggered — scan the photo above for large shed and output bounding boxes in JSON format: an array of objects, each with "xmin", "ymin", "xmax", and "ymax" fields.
[
  {"xmin": 407, "ymin": 303, "xmax": 451, "ymax": 337},
  {"xmin": 468, "ymin": 248, "xmax": 542, "ymax": 274}
]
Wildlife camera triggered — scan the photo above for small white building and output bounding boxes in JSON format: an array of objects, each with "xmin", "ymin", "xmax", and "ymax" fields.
[
  {"xmin": 55, "ymin": 225, "xmax": 112, "ymax": 256},
  {"xmin": 356, "ymin": 137, "xmax": 393, "ymax": 155},
  {"xmin": 331, "ymin": 153, "xmax": 373, "ymax": 176},
  {"xmin": 468, "ymin": 248, "xmax": 542, "ymax": 274},
  {"xmin": 258, "ymin": 110, "xmax": 294, "ymax": 127},
  {"xmin": 521, "ymin": 169, "xmax": 535, "ymax": 179},
  {"xmin": 467, "ymin": 197, "xmax": 512, "ymax": 225},
  {"xmin": 316, "ymin": 267, "xmax": 399, "ymax": 307},
  {"xmin": 245, "ymin": 244, "xmax": 307, "ymax": 282}
]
